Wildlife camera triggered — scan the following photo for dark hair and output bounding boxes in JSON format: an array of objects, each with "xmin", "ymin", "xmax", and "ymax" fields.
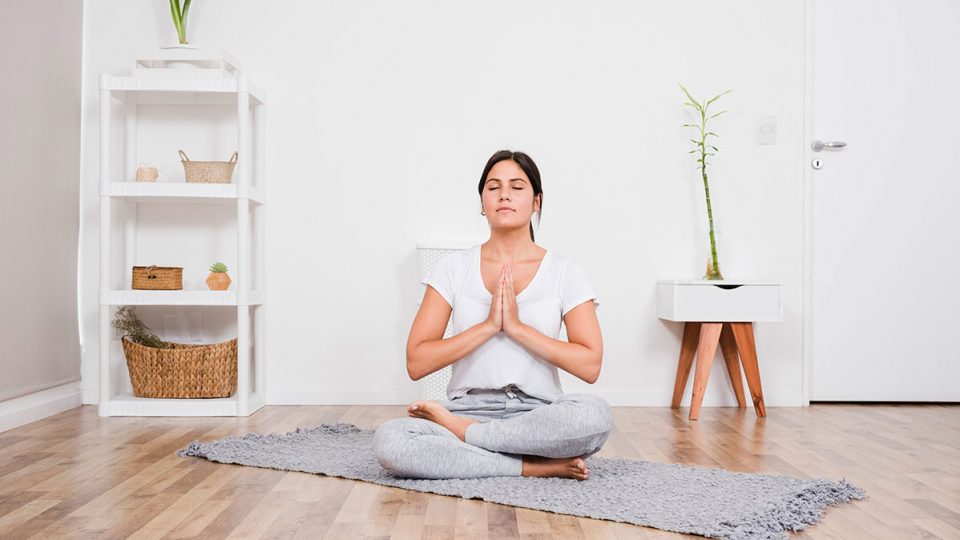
[{"xmin": 477, "ymin": 150, "xmax": 544, "ymax": 241}]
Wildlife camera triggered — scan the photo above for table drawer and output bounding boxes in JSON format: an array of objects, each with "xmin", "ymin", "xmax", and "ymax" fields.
[{"xmin": 657, "ymin": 280, "xmax": 782, "ymax": 322}]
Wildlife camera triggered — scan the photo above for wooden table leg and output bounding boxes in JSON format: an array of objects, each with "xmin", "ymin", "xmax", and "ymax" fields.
[
  {"xmin": 719, "ymin": 322, "xmax": 746, "ymax": 408},
  {"xmin": 689, "ymin": 322, "xmax": 723, "ymax": 420},
  {"xmin": 730, "ymin": 322, "xmax": 766, "ymax": 417},
  {"xmin": 671, "ymin": 322, "xmax": 701, "ymax": 409}
]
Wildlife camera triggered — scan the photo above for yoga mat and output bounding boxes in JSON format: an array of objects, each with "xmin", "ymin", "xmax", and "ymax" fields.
[{"xmin": 177, "ymin": 423, "xmax": 864, "ymax": 540}]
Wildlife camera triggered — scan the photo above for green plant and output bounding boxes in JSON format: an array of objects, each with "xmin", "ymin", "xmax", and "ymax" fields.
[
  {"xmin": 169, "ymin": 0, "xmax": 193, "ymax": 45},
  {"xmin": 112, "ymin": 306, "xmax": 167, "ymax": 349},
  {"xmin": 680, "ymin": 83, "xmax": 732, "ymax": 281},
  {"xmin": 209, "ymin": 262, "xmax": 228, "ymax": 273}
]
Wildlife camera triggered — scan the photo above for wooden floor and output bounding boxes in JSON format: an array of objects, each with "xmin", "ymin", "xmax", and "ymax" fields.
[{"xmin": 0, "ymin": 404, "xmax": 957, "ymax": 539}]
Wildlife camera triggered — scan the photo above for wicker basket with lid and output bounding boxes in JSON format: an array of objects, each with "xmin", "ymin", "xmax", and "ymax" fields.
[{"xmin": 132, "ymin": 266, "xmax": 183, "ymax": 290}]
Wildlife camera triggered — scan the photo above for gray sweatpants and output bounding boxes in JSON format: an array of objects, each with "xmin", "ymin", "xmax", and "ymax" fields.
[{"xmin": 373, "ymin": 384, "xmax": 614, "ymax": 479}]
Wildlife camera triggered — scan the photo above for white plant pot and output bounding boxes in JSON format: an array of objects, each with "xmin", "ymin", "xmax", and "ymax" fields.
[
  {"xmin": 133, "ymin": 47, "xmax": 238, "ymax": 78},
  {"xmin": 161, "ymin": 43, "xmax": 199, "ymax": 68}
]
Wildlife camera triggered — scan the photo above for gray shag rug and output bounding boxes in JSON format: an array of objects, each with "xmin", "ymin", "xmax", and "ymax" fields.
[{"xmin": 177, "ymin": 423, "xmax": 864, "ymax": 540}]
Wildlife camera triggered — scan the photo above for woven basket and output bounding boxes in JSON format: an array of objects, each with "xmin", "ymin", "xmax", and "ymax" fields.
[
  {"xmin": 178, "ymin": 149, "xmax": 238, "ymax": 184},
  {"xmin": 132, "ymin": 266, "xmax": 183, "ymax": 290},
  {"xmin": 121, "ymin": 336, "xmax": 238, "ymax": 398}
]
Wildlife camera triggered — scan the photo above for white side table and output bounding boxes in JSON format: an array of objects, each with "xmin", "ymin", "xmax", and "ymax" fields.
[{"xmin": 657, "ymin": 280, "xmax": 782, "ymax": 420}]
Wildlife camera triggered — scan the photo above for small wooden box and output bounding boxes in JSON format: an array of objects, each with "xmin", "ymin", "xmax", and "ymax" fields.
[{"xmin": 657, "ymin": 280, "xmax": 782, "ymax": 322}]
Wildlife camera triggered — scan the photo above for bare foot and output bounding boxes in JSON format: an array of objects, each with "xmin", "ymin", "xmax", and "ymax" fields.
[
  {"xmin": 522, "ymin": 456, "xmax": 589, "ymax": 481},
  {"xmin": 406, "ymin": 401, "xmax": 588, "ymax": 480},
  {"xmin": 407, "ymin": 400, "xmax": 478, "ymax": 442}
]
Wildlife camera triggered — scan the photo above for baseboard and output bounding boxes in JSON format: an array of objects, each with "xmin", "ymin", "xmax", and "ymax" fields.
[
  {"xmin": 266, "ymin": 389, "xmax": 806, "ymax": 407},
  {"xmin": 0, "ymin": 382, "xmax": 83, "ymax": 433},
  {"xmin": 268, "ymin": 389, "xmax": 422, "ymax": 405},
  {"xmin": 600, "ymin": 390, "xmax": 805, "ymax": 408}
]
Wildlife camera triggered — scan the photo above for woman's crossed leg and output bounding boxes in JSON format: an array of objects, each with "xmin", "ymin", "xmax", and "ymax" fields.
[{"xmin": 372, "ymin": 393, "xmax": 613, "ymax": 480}]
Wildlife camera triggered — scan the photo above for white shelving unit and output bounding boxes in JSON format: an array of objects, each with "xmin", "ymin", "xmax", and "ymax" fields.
[{"xmin": 98, "ymin": 65, "xmax": 266, "ymax": 417}]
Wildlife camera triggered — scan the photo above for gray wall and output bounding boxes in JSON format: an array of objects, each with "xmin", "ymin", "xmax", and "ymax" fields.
[{"xmin": 0, "ymin": 1, "xmax": 83, "ymax": 401}]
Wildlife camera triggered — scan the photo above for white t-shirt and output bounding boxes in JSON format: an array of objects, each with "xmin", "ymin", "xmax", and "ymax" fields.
[{"xmin": 421, "ymin": 244, "xmax": 600, "ymax": 402}]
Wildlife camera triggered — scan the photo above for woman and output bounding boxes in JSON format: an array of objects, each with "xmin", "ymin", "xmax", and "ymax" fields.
[{"xmin": 373, "ymin": 150, "xmax": 611, "ymax": 481}]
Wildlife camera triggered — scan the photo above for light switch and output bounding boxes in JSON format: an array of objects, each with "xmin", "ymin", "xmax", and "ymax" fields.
[{"xmin": 756, "ymin": 115, "xmax": 777, "ymax": 145}]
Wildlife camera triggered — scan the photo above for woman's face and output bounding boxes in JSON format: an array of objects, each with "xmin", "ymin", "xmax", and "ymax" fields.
[{"xmin": 482, "ymin": 160, "xmax": 540, "ymax": 230}]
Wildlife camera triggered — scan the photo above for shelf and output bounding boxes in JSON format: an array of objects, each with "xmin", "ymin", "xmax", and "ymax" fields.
[
  {"xmin": 102, "ymin": 290, "xmax": 265, "ymax": 306},
  {"xmin": 101, "ymin": 75, "xmax": 266, "ymax": 105},
  {"xmin": 99, "ymin": 62, "xmax": 266, "ymax": 418},
  {"xmin": 104, "ymin": 182, "xmax": 264, "ymax": 205},
  {"xmin": 106, "ymin": 392, "xmax": 265, "ymax": 416}
]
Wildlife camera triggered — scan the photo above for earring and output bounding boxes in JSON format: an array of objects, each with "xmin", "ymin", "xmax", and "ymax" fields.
[{"xmin": 480, "ymin": 209, "xmax": 486, "ymax": 216}]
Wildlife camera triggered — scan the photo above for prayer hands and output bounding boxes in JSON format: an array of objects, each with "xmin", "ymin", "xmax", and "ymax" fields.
[
  {"xmin": 485, "ymin": 265, "xmax": 504, "ymax": 332},
  {"xmin": 501, "ymin": 263, "xmax": 523, "ymax": 337},
  {"xmin": 486, "ymin": 263, "xmax": 523, "ymax": 337}
]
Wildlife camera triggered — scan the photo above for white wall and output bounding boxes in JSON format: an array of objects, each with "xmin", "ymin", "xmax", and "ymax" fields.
[
  {"xmin": 79, "ymin": 0, "xmax": 807, "ymax": 406},
  {"xmin": 0, "ymin": 0, "xmax": 84, "ymax": 430}
]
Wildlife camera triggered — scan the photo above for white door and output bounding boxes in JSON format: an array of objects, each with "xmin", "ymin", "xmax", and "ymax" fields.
[{"xmin": 808, "ymin": 0, "xmax": 960, "ymax": 401}]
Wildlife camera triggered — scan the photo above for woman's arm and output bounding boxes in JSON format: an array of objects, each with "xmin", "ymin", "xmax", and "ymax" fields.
[
  {"xmin": 507, "ymin": 301, "xmax": 603, "ymax": 383},
  {"xmin": 501, "ymin": 263, "xmax": 603, "ymax": 383},
  {"xmin": 405, "ymin": 285, "xmax": 498, "ymax": 381}
]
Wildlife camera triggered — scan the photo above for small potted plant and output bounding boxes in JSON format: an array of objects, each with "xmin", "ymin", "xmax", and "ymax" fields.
[
  {"xmin": 206, "ymin": 262, "xmax": 231, "ymax": 290},
  {"xmin": 680, "ymin": 84, "xmax": 732, "ymax": 281}
]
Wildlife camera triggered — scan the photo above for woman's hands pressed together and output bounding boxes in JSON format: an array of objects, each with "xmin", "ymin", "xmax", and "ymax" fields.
[
  {"xmin": 484, "ymin": 264, "xmax": 505, "ymax": 333},
  {"xmin": 472, "ymin": 256, "xmax": 601, "ymax": 383},
  {"xmin": 501, "ymin": 263, "xmax": 523, "ymax": 336},
  {"xmin": 485, "ymin": 263, "xmax": 524, "ymax": 338}
]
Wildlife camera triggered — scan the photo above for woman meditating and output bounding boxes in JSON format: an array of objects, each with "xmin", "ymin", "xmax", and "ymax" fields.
[{"xmin": 374, "ymin": 149, "xmax": 612, "ymax": 481}]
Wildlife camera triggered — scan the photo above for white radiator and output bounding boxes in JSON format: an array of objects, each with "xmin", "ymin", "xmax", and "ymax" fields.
[{"xmin": 415, "ymin": 239, "xmax": 482, "ymax": 400}]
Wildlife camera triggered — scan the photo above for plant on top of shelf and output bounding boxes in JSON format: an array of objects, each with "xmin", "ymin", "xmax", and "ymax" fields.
[
  {"xmin": 112, "ymin": 306, "xmax": 167, "ymax": 349},
  {"xmin": 206, "ymin": 261, "xmax": 232, "ymax": 291},
  {"xmin": 680, "ymin": 83, "xmax": 732, "ymax": 281},
  {"xmin": 169, "ymin": 0, "xmax": 193, "ymax": 45}
]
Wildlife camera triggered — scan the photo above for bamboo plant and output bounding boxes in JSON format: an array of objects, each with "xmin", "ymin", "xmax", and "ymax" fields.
[
  {"xmin": 680, "ymin": 84, "xmax": 732, "ymax": 281},
  {"xmin": 169, "ymin": 0, "xmax": 193, "ymax": 45}
]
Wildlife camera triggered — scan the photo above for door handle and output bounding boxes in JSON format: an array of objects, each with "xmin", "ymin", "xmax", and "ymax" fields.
[{"xmin": 811, "ymin": 140, "xmax": 847, "ymax": 152}]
